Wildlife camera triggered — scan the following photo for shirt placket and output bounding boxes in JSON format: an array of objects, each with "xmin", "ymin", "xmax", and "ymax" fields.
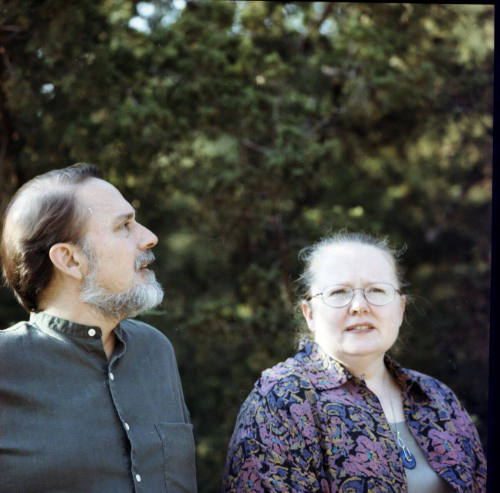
[{"xmin": 105, "ymin": 336, "xmax": 144, "ymax": 490}]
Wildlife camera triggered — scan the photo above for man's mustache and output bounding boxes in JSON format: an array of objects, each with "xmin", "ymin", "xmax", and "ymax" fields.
[{"xmin": 135, "ymin": 250, "xmax": 155, "ymax": 271}]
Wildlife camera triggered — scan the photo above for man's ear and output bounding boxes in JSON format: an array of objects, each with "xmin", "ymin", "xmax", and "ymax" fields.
[
  {"xmin": 301, "ymin": 301, "xmax": 315, "ymax": 332},
  {"xmin": 48, "ymin": 243, "xmax": 86, "ymax": 281}
]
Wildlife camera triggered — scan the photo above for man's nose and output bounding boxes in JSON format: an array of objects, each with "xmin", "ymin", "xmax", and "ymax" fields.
[{"xmin": 138, "ymin": 223, "xmax": 158, "ymax": 249}]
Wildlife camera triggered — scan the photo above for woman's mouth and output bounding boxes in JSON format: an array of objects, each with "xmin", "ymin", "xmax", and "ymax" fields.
[{"xmin": 345, "ymin": 324, "xmax": 375, "ymax": 333}]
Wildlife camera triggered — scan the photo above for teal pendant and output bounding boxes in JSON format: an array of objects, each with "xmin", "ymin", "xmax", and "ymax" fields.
[{"xmin": 400, "ymin": 448, "xmax": 416, "ymax": 469}]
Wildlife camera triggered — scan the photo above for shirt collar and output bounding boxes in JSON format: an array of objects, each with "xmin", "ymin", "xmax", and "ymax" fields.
[
  {"xmin": 29, "ymin": 311, "xmax": 123, "ymax": 339},
  {"xmin": 296, "ymin": 339, "xmax": 428, "ymax": 398}
]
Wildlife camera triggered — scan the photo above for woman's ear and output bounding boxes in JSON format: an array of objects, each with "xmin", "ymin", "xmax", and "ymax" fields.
[
  {"xmin": 302, "ymin": 301, "xmax": 315, "ymax": 332},
  {"xmin": 48, "ymin": 243, "xmax": 86, "ymax": 281},
  {"xmin": 399, "ymin": 294, "xmax": 407, "ymax": 323}
]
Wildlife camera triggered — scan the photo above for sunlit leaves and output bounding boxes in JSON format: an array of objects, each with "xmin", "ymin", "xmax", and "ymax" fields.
[{"xmin": 0, "ymin": 2, "xmax": 493, "ymax": 491}]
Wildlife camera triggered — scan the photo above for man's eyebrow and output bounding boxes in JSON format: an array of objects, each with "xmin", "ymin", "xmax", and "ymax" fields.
[{"xmin": 114, "ymin": 211, "xmax": 135, "ymax": 224}]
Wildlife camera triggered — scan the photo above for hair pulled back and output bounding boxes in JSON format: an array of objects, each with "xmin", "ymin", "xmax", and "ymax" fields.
[
  {"xmin": 297, "ymin": 231, "xmax": 406, "ymax": 303},
  {"xmin": 1, "ymin": 163, "xmax": 102, "ymax": 312}
]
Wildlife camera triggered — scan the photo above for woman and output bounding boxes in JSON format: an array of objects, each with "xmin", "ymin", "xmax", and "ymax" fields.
[{"xmin": 223, "ymin": 233, "xmax": 486, "ymax": 492}]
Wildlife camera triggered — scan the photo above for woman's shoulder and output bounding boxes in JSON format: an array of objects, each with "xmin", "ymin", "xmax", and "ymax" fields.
[
  {"xmin": 234, "ymin": 353, "xmax": 320, "ymax": 426},
  {"xmin": 403, "ymin": 366, "xmax": 452, "ymax": 391},
  {"xmin": 252, "ymin": 340, "xmax": 349, "ymax": 400},
  {"xmin": 400, "ymin": 365, "xmax": 464, "ymax": 408},
  {"xmin": 251, "ymin": 352, "xmax": 318, "ymax": 400}
]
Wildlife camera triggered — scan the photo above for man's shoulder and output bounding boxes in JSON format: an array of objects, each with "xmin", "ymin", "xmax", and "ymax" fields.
[
  {"xmin": 120, "ymin": 318, "xmax": 173, "ymax": 349},
  {"xmin": 0, "ymin": 321, "xmax": 38, "ymax": 357},
  {"xmin": 0, "ymin": 320, "xmax": 32, "ymax": 337}
]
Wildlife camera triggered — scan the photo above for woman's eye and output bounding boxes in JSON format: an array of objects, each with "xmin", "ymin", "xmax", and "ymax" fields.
[
  {"xmin": 329, "ymin": 288, "xmax": 349, "ymax": 296},
  {"xmin": 369, "ymin": 286, "xmax": 387, "ymax": 294}
]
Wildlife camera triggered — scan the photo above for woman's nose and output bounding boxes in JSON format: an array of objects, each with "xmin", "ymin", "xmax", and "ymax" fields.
[{"xmin": 349, "ymin": 289, "xmax": 369, "ymax": 313}]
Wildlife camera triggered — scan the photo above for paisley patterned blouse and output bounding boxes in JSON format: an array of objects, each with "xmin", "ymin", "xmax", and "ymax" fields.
[{"xmin": 223, "ymin": 340, "xmax": 486, "ymax": 492}]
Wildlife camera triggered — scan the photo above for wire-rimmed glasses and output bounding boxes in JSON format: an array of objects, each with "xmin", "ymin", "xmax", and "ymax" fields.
[{"xmin": 310, "ymin": 283, "xmax": 401, "ymax": 308}]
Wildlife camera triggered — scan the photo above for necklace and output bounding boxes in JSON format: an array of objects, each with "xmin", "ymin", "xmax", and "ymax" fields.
[
  {"xmin": 386, "ymin": 372, "xmax": 417, "ymax": 470},
  {"xmin": 390, "ymin": 422, "xmax": 417, "ymax": 469}
]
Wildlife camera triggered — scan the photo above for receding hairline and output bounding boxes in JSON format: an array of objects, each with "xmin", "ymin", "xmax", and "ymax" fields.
[
  {"xmin": 7, "ymin": 179, "xmax": 77, "ymax": 215},
  {"xmin": 72, "ymin": 177, "xmax": 135, "ymax": 221},
  {"xmin": 65, "ymin": 177, "xmax": 123, "ymax": 236},
  {"xmin": 2, "ymin": 174, "xmax": 102, "ymax": 242}
]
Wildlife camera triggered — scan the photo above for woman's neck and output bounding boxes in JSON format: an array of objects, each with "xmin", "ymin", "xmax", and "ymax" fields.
[
  {"xmin": 323, "ymin": 348, "xmax": 387, "ymax": 383},
  {"xmin": 319, "ymin": 344, "xmax": 405, "ymax": 421},
  {"xmin": 347, "ymin": 356, "xmax": 405, "ymax": 423}
]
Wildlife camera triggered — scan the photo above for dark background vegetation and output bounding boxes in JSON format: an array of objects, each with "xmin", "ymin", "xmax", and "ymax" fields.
[{"xmin": 0, "ymin": 2, "xmax": 493, "ymax": 492}]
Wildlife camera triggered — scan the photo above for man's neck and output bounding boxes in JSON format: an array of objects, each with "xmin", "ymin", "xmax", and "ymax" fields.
[{"xmin": 41, "ymin": 305, "xmax": 118, "ymax": 360}]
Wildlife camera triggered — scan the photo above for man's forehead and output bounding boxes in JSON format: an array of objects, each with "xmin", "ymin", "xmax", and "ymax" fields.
[{"xmin": 76, "ymin": 178, "xmax": 134, "ymax": 219}]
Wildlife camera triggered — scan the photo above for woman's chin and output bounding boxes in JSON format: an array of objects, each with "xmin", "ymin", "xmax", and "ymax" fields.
[{"xmin": 342, "ymin": 338, "xmax": 387, "ymax": 358}]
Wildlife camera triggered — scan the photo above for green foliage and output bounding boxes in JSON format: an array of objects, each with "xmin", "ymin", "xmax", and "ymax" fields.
[{"xmin": 0, "ymin": 2, "xmax": 492, "ymax": 492}]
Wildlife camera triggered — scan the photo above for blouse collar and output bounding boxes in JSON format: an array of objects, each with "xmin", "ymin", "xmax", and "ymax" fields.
[{"xmin": 295, "ymin": 339, "xmax": 428, "ymax": 398}]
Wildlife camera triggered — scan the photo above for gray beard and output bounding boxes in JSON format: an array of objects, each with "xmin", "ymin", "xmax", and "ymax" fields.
[{"xmin": 79, "ymin": 243, "xmax": 164, "ymax": 319}]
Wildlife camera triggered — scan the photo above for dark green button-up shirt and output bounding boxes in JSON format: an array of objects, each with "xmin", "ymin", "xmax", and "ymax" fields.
[{"xmin": 0, "ymin": 312, "xmax": 197, "ymax": 493}]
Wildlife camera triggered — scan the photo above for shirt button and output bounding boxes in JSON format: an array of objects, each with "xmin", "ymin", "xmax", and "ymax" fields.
[
  {"xmin": 135, "ymin": 474, "xmax": 142, "ymax": 482},
  {"xmin": 124, "ymin": 422, "xmax": 130, "ymax": 431},
  {"xmin": 88, "ymin": 328, "xmax": 96, "ymax": 337},
  {"xmin": 109, "ymin": 372, "xmax": 115, "ymax": 381}
]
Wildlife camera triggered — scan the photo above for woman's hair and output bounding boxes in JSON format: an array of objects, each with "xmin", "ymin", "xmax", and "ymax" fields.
[
  {"xmin": 295, "ymin": 231, "xmax": 406, "ymax": 340},
  {"xmin": 0, "ymin": 163, "xmax": 102, "ymax": 312}
]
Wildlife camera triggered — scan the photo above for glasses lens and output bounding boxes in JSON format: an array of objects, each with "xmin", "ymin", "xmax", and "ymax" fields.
[
  {"xmin": 365, "ymin": 283, "xmax": 394, "ymax": 305},
  {"xmin": 323, "ymin": 285, "xmax": 353, "ymax": 307}
]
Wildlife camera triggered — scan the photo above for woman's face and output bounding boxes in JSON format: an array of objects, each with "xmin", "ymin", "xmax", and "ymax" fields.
[{"xmin": 302, "ymin": 242, "xmax": 405, "ymax": 366}]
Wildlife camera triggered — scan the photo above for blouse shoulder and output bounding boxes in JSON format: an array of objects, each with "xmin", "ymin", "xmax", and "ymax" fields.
[
  {"xmin": 254, "ymin": 354, "xmax": 315, "ymax": 397},
  {"xmin": 233, "ymin": 353, "xmax": 323, "ymax": 425},
  {"xmin": 401, "ymin": 366, "xmax": 471, "ymax": 419},
  {"xmin": 404, "ymin": 367, "xmax": 458, "ymax": 398}
]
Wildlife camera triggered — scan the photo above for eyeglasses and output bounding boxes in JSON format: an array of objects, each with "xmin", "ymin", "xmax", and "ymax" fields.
[{"xmin": 310, "ymin": 283, "xmax": 401, "ymax": 308}]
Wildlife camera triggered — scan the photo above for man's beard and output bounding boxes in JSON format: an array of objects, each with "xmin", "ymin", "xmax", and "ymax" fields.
[{"xmin": 79, "ymin": 242, "xmax": 164, "ymax": 319}]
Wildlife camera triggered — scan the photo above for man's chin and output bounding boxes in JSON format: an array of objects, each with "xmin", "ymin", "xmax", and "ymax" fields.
[{"xmin": 81, "ymin": 280, "xmax": 163, "ymax": 320}]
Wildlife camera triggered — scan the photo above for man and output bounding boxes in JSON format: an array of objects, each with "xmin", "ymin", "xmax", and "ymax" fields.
[{"xmin": 0, "ymin": 163, "xmax": 197, "ymax": 492}]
